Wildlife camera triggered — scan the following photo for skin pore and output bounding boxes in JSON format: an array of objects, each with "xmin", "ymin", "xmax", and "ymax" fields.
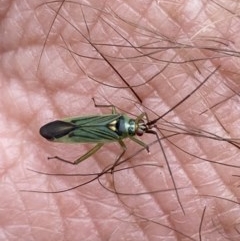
[{"xmin": 1, "ymin": 0, "xmax": 240, "ymax": 240}]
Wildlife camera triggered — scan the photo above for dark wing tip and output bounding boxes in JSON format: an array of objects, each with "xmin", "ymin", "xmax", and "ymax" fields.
[{"xmin": 39, "ymin": 120, "xmax": 76, "ymax": 141}]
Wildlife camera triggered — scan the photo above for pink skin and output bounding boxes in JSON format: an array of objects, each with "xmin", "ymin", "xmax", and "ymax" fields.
[{"xmin": 1, "ymin": 0, "xmax": 240, "ymax": 240}]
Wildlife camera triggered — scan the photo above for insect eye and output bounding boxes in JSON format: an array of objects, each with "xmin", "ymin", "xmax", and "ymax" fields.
[
  {"xmin": 128, "ymin": 126, "xmax": 134, "ymax": 135},
  {"xmin": 136, "ymin": 130, "xmax": 144, "ymax": 136},
  {"xmin": 136, "ymin": 120, "xmax": 147, "ymax": 136}
]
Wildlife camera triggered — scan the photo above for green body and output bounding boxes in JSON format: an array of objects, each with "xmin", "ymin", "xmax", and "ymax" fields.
[
  {"xmin": 40, "ymin": 111, "xmax": 148, "ymax": 165},
  {"xmin": 40, "ymin": 114, "xmax": 136, "ymax": 143}
]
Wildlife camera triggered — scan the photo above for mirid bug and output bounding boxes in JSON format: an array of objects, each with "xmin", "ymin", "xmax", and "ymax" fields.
[{"xmin": 40, "ymin": 101, "xmax": 150, "ymax": 166}]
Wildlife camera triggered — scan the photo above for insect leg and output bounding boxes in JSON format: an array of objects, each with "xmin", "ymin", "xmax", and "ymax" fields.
[
  {"xmin": 92, "ymin": 98, "xmax": 117, "ymax": 114},
  {"xmin": 110, "ymin": 139, "xmax": 127, "ymax": 172},
  {"xmin": 135, "ymin": 112, "xmax": 147, "ymax": 122},
  {"xmin": 48, "ymin": 143, "xmax": 104, "ymax": 165},
  {"xmin": 129, "ymin": 136, "xmax": 150, "ymax": 153},
  {"xmin": 111, "ymin": 134, "xmax": 149, "ymax": 172},
  {"xmin": 130, "ymin": 112, "xmax": 150, "ymax": 152}
]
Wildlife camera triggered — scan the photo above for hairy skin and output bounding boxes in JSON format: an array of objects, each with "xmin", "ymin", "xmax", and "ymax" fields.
[{"xmin": 1, "ymin": 0, "xmax": 240, "ymax": 240}]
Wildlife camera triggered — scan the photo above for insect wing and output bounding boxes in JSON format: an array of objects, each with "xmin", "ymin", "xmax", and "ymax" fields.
[
  {"xmin": 40, "ymin": 120, "xmax": 76, "ymax": 141},
  {"xmin": 40, "ymin": 114, "xmax": 122, "ymax": 143}
]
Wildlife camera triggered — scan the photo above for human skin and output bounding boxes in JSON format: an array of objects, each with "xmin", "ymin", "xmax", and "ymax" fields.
[{"xmin": 1, "ymin": 0, "xmax": 240, "ymax": 240}]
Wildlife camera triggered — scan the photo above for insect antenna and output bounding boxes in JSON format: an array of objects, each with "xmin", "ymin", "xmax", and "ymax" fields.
[
  {"xmin": 147, "ymin": 66, "xmax": 220, "ymax": 126},
  {"xmin": 134, "ymin": 67, "xmax": 220, "ymax": 214},
  {"xmin": 146, "ymin": 128, "xmax": 185, "ymax": 214}
]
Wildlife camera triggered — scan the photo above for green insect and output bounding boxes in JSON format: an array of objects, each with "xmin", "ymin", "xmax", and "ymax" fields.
[{"xmin": 40, "ymin": 100, "xmax": 151, "ymax": 166}]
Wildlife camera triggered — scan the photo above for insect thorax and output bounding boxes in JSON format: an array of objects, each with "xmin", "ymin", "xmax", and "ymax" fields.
[{"xmin": 108, "ymin": 115, "xmax": 138, "ymax": 137}]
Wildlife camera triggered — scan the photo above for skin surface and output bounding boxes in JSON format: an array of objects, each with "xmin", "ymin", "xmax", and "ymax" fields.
[{"xmin": 1, "ymin": 0, "xmax": 240, "ymax": 240}]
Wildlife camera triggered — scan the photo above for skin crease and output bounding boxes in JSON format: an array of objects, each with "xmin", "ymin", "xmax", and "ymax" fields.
[{"xmin": 1, "ymin": 0, "xmax": 240, "ymax": 240}]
